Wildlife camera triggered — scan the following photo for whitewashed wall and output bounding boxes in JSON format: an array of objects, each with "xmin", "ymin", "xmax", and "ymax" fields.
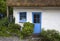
[{"xmin": 13, "ymin": 7, "xmax": 60, "ymax": 32}]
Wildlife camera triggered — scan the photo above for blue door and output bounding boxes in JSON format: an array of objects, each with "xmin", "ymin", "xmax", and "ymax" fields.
[{"xmin": 32, "ymin": 12, "xmax": 41, "ymax": 34}]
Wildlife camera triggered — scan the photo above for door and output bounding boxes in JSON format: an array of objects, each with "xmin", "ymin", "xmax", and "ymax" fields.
[{"xmin": 32, "ymin": 12, "xmax": 41, "ymax": 34}]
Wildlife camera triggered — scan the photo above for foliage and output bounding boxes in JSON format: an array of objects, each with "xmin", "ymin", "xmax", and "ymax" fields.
[
  {"xmin": 0, "ymin": 17, "xmax": 9, "ymax": 27},
  {"xmin": 39, "ymin": 29, "xmax": 60, "ymax": 41},
  {"xmin": 0, "ymin": 0, "xmax": 6, "ymax": 15},
  {"xmin": 0, "ymin": 17, "xmax": 60, "ymax": 41},
  {"xmin": 21, "ymin": 22, "xmax": 34, "ymax": 39},
  {"xmin": 0, "ymin": 17, "xmax": 21, "ymax": 37},
  {"xmin": 8, "ymin": 23, "xmax": 21, "ymax": 37},
  {"xmin": 0, "ymin": 18, "xmax": 34, "ymax": 38},
  {"xmin": 0, "ymin": 0, "xmax": 13, "ymax": 16}
]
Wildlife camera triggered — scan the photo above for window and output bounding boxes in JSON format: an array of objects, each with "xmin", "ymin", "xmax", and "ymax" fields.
[
  {"xmin": 33, "ymin": 14, "xmax": 40, "ymax": 23},
  {"xmin": 19, "ymin": 12, "xmax": 26, "ymax": 22}
]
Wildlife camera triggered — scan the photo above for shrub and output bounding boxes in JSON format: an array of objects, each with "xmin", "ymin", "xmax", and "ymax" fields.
[
  {"xmin": 7, "ymin": 23, "xmax": 21, "ymax": 37},
  {"xmin": 0, "ymin": 26, "xmax": 11, "ymax": 37},
  {"xmin": 0, "ymin": 17, "xmax": 21, "ymax": 37},
  {"xmin": 21, "ymin": 22, "xmax": 34, "ymax": 38},
  {"xmin": 0, "ymin": 17, "xmax": 9, "ymax": 27},
  {"xmin": 0, "ymin": 18, "xmax": 34, "ymax": 38},
  {"xmin": 0, "ymin": 17, "xmax": 10, "ymax": 37},
  {"xmin": 39, "ymin": 29, "xmax": 60, "ymax": 41}
]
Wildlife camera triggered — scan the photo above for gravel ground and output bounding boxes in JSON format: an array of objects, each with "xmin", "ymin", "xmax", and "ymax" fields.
[
  {"xmin": 0, "ymin": 37, "xmax": 28, "ymax": 41},
  {"xmin": 0, "ymin": 37, "xmax": 40, "ymax": 41}
]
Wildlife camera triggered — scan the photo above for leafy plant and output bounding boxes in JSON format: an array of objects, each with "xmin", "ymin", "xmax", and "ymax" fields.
[
  {"xmin": 0, "ymin": 17, "xmax": 21, "ymax": 37},
  {"xmin": 8, "ymin": 23, "xmax": 21, "ymax": 37},
  {"xmin": 0, "ymin": 17, "xmax": 9, "ymax": 27},
  {"xmin": 39, "ymin": 29, "xmax": 60, "ymax": 41},
  {"xmin": 21, "ymin": 22, "xmax": 34, "ymax": 38},
  {"xmin": 0, "ymin": 0, "xmax": 6, "ymax": 14}
]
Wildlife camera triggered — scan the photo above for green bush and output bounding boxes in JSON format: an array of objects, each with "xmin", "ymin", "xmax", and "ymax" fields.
[
  {"xmin": 0, "ymin": 17, "xmax": 34, "ymax": 38},
  {"xmin": 0, "ymin": 17, "xmax": 10, "ymax": 37},
  {"xmin": 0, "ymin": 17, "xmax": 21, "ymax": 37},
  {"xmin": 8, "ymin": 23, "xmax": 21, "ymax": 37},
  {"xmin": 0, "ymin": 18, "xmax": 34, "ymax": 38},
  {"xmin": 21, "ymin": 22, "xmax": 34, "ymax": 38},
  {"xmin": 40, "ymin": 29, "xmax": 60, "ymax": 41},
  {"xmin": 0, "ymin": 17, "xmax": 9, "ymax": 27}
]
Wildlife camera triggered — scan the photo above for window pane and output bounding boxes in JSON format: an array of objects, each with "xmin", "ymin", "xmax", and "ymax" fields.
[
  {"xmin": 20, "ymin": 16, "xmax": 26, "ymax": 20},
  {"xmin": 37, "ymin": 18, "xmax": 40, "ymax": 23},
  {"xmin": 34, "ymin": 14, "xmax": 37, "ymax": 18},
  {"xmin": 34, "ymin": 19, "xmax": 36, "ymax": 23},
  {"xmin": 33, "ymin": 14, "xmax": 40, "ymax": 23},
  {"xmin": 20, "ymin": 12, "xmax": 26, "ymax": 16},
  {"xmin": 37, "ymin": 14, "xmax": 40, "ymax": 18},
  {"xmin": 20, "ymin": 12, "xmax": 26, "ymax": 22}
]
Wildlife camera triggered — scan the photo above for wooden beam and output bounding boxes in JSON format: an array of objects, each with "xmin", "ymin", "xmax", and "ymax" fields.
[{"xmin": 7, "ymin": 6, "xmax": 9, "ymax": 17}]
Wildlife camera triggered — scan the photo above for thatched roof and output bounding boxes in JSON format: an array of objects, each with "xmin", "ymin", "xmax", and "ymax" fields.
[{"xmin": 6, "ymin": 0, "xmax": 60, "ymax": 7}]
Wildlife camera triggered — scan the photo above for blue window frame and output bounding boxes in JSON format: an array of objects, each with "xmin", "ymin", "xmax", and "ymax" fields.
[{"xmin": 19, "ymin": 12, "xmax": 27, "ymax": 22}]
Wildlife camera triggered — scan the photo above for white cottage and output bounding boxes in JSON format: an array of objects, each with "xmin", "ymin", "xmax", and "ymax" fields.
[{"xmin": 7, "ymin": 0, "xmax": 60, "ymax": 33}]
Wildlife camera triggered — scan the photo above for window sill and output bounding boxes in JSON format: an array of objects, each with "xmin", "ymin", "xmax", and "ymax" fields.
[{"xmin": 19, "ymin": 20, "xmax": 26, "ymax": 23}]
